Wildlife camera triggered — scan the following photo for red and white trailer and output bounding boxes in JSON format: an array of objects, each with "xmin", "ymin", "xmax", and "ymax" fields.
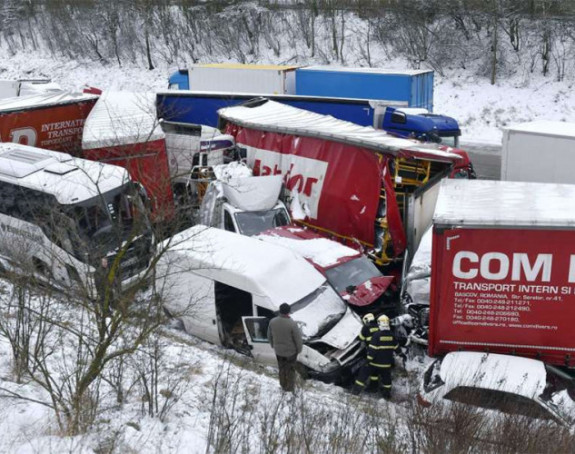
[
  {"xmin": 0, "ymin": 91, "xmax": 98, "ymax": 153},
  {"xmin": 429, "ymin": 178, "xmax": 575, "ymax": 367},
  {"xmin": 218, "ymin": 99, "xmax": 474, "ymax": 268}
]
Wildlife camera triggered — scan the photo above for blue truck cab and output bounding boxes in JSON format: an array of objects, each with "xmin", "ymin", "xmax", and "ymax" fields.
[
  {"xmin": 168, "ymin": 69, "xmax": 190, "ymax": 90},
  {"xmin": 379, "ymin": 107, "xmax": 461, "ymax": 148}
]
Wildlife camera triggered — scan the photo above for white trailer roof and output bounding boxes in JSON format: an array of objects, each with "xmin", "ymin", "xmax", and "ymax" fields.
[
  {"xmin": 0, "ymin": 91, "xmax": 97, "ymax": 113},
  {"xmin": 192, "ymin": 63, "xmax": 300, "ymax": 71},
  {"xmin": 505, "ymin": 120, "xmax": 575, "ymax": 139},
  {"xmin": 434, "ymin": 179, "xmax": 575, "ymax": 228},
  {"xmin": 162, "ymin": 225, "xmax": 326, "ymax": 308},
  {"xmin": 218, "ymin": 100, "xmax": 463, "ymax": 162},
  {"xmin": 0, "ymin": 143, "xmax": 129, "ymax": 204},
  {"xmin": 299, "ymin": 66, "xmax": 432, "ymax": 76},
  {"xmin": 82, "ymin": 91, "xmax": 164, "ymax": 149}
]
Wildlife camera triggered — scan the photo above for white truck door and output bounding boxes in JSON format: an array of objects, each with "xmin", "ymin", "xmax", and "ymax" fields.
[{"xmin": 241, "ymin": 316, "xmax": 276, "ymax": 365}]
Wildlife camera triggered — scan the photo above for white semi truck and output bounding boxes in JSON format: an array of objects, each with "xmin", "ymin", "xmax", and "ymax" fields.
[{"xmin": 501, "ymin": 120, "xmax": 575, "ymax": 183}]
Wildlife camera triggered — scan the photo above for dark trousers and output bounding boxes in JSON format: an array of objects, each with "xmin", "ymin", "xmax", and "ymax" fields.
[
  {"xmin": 354, "ymin": 363, "xmax": 392, "ymax": 397},
  {"xmin": 276, "ymin": 354, "xmax": 298, "ymax": 392}
]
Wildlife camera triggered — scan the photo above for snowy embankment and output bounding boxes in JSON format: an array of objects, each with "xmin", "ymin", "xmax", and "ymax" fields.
[{"xmin": 0, "ymin": 278, "xmax": 422, "ymax": 453}]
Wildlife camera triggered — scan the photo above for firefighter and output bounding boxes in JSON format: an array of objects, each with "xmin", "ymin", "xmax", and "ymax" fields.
[
  {"xmin": 358, "ymin": 313, "xmax": 380, "ymax": 390},
  {"xmin": 352, "ymin": 314, "xmax": 399, "ymax": 399},
  {"xmin": 359, "ymin": 313, "xmax": 379, "ymax": 346}
]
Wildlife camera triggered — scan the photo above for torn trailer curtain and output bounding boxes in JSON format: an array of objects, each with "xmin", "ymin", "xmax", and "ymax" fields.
[{"xmin": 223, "ymin": 123, "xmax": 406, "ymax": 255}]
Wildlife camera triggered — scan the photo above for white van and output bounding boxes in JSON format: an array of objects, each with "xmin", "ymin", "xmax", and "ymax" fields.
[{"xmin": 156, "ymin": 225, "xmax": 364, "ymax": 383}]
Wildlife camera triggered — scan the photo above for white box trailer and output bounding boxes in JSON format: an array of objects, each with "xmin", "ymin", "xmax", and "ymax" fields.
[
  {"xmin": 186, "ymin": 64, "xmax": 298, "ymax": 95},
  {"xmin": 501, "ymin": 121, "xmax": 575, "ymax": 183}
]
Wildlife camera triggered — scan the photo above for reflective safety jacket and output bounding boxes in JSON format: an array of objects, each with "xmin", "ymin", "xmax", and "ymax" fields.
[
  {"xmin": 367, "ymin": 329, "xmax": 398, "ymax": 368},
  {"xmin": 358, "ymin": 321, "xmax": 379, "ymax": 345}
]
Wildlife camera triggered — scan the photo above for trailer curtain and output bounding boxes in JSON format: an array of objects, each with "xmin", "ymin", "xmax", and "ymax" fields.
[{"xmin": 227, "ymin": 124, "xmax": 406, "ymax": 250}]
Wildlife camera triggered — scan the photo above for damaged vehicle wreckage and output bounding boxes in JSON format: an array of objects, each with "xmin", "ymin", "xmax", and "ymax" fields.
[
  {"xmin": 217, "ymin": 98, "xmax": 474, "ymax": 270},
  {"xmin": 0, "ymin": 143, "xmax": 154, "ymax": 294},
  {"xmin": 156, "ymin": 225, "xmax": 365, "ymax": 384},
  {"xmin": 256, "ymin": 225, "xmax": 398, "ymax": 316}
]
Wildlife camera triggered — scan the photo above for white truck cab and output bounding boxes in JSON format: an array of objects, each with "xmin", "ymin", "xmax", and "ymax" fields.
[{"xmin": 200, "ymin": 172, "xmax": 291, "ymax": 236}]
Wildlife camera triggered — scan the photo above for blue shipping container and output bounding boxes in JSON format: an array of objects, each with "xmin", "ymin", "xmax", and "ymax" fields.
[{"xmin": 295, "ymin": 67, "xmax": 434, "ymax": 111}]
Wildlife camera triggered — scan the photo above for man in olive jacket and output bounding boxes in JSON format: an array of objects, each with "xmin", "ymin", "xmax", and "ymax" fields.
[{"xmin": 267, "ymin": 303, "xmax": 303, "ymax": 392}]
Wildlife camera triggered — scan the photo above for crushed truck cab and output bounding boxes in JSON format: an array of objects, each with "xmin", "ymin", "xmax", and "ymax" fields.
[
  {"xmin": 200, "ymin": 171, "xmax": 291, "ymax": 236},
  {"xmin": 156, "ymin": 225, "xmax": 364, "ymax": 384},
  {"xmin": 257, "ymin": 225, "xmax": 397, "ymax": 315}
]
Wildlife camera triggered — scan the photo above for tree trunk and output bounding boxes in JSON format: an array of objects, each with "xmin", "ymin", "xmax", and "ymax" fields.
[
  {"xmin": 490, "ymin": 1, "xmax": 499, "ymax": 85},
  {"xmin": 145, "ymin": 30, "xmax": 154, "ymax": 70}
]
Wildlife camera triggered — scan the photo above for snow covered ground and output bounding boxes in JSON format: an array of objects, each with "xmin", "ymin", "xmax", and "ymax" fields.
[
  {"xmin": 0, "ymin": 278, "xmax": 426, "ymax": 453},
  {"xmin": 2, "ymin": 47, "xmax": 575, "ymax": 145}
]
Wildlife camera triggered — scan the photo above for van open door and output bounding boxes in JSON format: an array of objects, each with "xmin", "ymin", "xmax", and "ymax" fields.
[{"xmin": 241, "ymin": 316, "xmax": 276, "ymax": 365}]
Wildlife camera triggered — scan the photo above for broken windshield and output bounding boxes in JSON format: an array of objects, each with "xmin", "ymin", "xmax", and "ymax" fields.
[
  {"xmin": 63, "ymin": 182, "xmax": 151, "ymax": 261},
  {"xmin": 289, "ymin": 284, "xmax": 346, "ymax": 339},
  {"xmin": 324, "ymin": 256, "xmax": 382, "ymax": 294},
  {"xmin": 234, "ymin": 207, "xmax": 290, "ymax": 236}
]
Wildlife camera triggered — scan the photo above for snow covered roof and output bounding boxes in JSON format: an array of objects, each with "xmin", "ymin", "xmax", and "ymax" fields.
[
  {"xmin": 257, "ymin": 226, "xmax": 359, "ymax": 269},
  {"xmin": 0, "ymin": 143, "xmax": 129, "ymax": 204},
  {"xmin": 163, "ymin": 225, "xmax": 326, "ymax": 308},
  {"xmin": 299, "ymin": 66, "xmax": 432, "ymax": 76},
  {"xmin": 82, "ymin": 91, "xmax": 164, "ymax": 149},
  {"xmin": 505, "ymin": 120, "xmax": 575, "ymax": 139},
  {"xmin": 439, "ymin": 352, "xmax": 546, "ymax": 399},
  {"xmin": 193, "ymin": 63, "xmax": 299, "ymax": 71},
  {"xmin": 218, "ymin": 100, "xmax": 463, "ymax": 162},
  {"xmin": 434, "ymin": 179, "xmax": 575, "ymax": 228},
  {"xmin": 221, "ymin": 175, "xmax": 283, "ymax": 212},
  {"xmin": 0, "ymin": 91, "xmax": 97, "ymax": 113}
]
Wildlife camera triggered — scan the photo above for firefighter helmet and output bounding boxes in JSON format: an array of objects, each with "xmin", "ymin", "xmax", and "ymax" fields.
[
  {"xmin": 377, "ymin": 314, "xmax": 390, "ymax": 330},
  {"xmin": 362, "ymin": 313, "xmax": 375, "ymax": 325}
]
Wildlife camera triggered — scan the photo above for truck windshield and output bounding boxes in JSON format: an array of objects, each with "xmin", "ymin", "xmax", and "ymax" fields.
[
  {"xmin": 324, "ymin": 256, "xmax": 382, "ymax": 294},
  {"xmin": 63, "ymin": 182, "xmax": 151, "ymax": 262},
  {"xmin": 440, "ymin": 136, "xmax": 458, "ymax": 147},
  {"xmin": 289, "ymin": 284, "xmax": 346, "ymax": 339},
  {"xmin": 234, "ymin": 207, "xmax": 290, "ymax": 236}
]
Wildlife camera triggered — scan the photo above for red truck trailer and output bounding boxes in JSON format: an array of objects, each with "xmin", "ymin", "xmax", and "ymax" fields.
[
  {"xmin": 429, "ymin": 179, "xmax": 575, "ymax": 368},
  {"xmin": 218, "ymin": 99, "xmax": 474, "ymax": 268},
  {"xmin": 82, "ymin": 91, "xmax": 174, "ymax": 223},
  {"xmin": 0, "ymin": 91, "xmax": 98, "ymax": 153}
]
